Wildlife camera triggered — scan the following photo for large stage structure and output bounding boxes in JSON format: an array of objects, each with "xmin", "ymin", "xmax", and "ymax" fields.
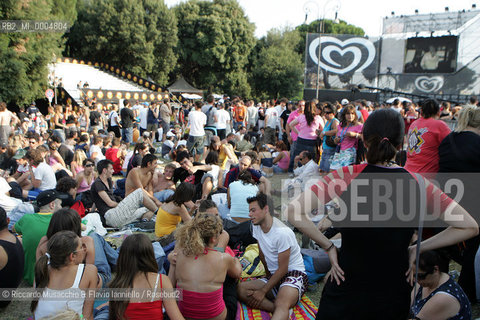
[{"xmin": 304, "ymin": 6, "xmax": 480, "ymax": 103}]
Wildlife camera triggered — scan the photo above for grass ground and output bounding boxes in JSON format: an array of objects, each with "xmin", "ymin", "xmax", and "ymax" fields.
[{"xmin": 2, "ymin": 168, "xmax": 479, "ymax": 319}]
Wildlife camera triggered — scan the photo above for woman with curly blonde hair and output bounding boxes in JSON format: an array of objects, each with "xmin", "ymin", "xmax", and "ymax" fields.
[{"xmin": 169, "ymin": 214, "xmax": 242, "ymax": 320}]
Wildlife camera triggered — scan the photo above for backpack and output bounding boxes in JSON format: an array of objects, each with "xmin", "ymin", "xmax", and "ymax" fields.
[
  {"xmin": 235, "ymin": 106, "xmax": 246, "ymax": 122},
  {"xmin": 239, "ymin": 244, "xmax": 266, "ymax": 278}
]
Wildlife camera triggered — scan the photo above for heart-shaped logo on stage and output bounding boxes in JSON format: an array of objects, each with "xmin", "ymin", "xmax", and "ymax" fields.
[
  {"xmin": 414, "ymin": 76, "xmax": 444, "ymax": 93},
  {"xmin": 309, "ymin": 36, "xmax": 376, "ymax": 75}
]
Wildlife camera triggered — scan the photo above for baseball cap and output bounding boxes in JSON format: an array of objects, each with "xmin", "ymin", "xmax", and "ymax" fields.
[
  {"xmin": 13, "ymin": 148, "xmax": 27, "ymax": 160},
  {"xmin": 341, "ymin": 99, "xmax": 349, "ymax": 106},
  {"xmin": 0, "ymin": 142, "xmax": 7, "ymax": 149},
  {"xmin": 36, "ymin": 189, "xmax": 61, "ymax": 207},
  {"xmin": 166, "ymin": 131, "xmax": 175, "ymax": 138}
]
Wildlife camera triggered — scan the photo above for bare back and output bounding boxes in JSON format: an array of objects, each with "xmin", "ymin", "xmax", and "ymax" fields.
[{"xmin": 175, "ymin": 249, "xmax": 229, "ymax": 293}]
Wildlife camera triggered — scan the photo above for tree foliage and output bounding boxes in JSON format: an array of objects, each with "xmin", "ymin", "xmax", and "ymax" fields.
[
  {"xmin": 295, "ymin": 19, "xmax": 365, "ymax": 61},
  {"xmin": 67, "ymin": 0, "xmax": 177, "ymax": 86},
  {"xmin": 250, "ymin": 28, "xmax": 304, "ymax": 100},
  {"xmin": 0, "ymin": 0, "xmax": 73, "ymax": 105},
  {"xmin": 174, "ymin": 0, "xmax": 255, "ymax": 97}
]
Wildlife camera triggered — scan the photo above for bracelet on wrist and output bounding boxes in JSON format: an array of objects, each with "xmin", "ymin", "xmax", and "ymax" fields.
[{"xmin": 325, "ymin": 242, "xmax": 335, "ymax": 252}]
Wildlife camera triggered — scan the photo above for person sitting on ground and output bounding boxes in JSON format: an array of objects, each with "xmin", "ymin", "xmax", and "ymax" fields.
[
  {"xmin": 76, "ymin": 158, "xmax": 96, "ymax": 210},
  {"xmin": 36, "ymin": 208, "xmax": 118, "ymax": 290},
  {"xmin": 153, "ymin": 163, "xmax": 176, "ymax": 202},
  {"xmin": 216, "ymin": 135, "xmax": 239, "ymax": 172},
  {"xmin": 125, "ymin": 153, "xmax": 163, "ymax": 207},
  {"xmin": 105, "ymin": 137, "xmax": 125, "ymax": 175},
  {"xmin": 70, "ymin": 149, "xmax": 87, "ymax": 178},
  {"xmin": 224, "ymin": 155, "xmax": 271, "ymax": 195},
  {"xmin": 257, "ymin": 143, "xmax": 273, "ymax": 177},
  {"xmin": 155, "ymin": 182, "xmax": 196, "ymax": 240},
  {"xmin": 0, "ymin": 206, "xmax": 24, "ymax": 308},
  {"xmin": 109, "ymin": 233, "xmax": 184, "ymax": 320},
  {"xmin": 227, "ymin": 170, "xmax": 259, "ymax": 223},
  {"xmin": 200, "ymin": 151, "xmax": 222, "ymax": 200},
  {"xmin": 173, "ymin": 151, "xmax": 212, "ymax": 201},
  {"xmin": 89, "ymin": 135, "xmax": 106, "ymax": 165},
  {"xmin": 238, "ymin": 193, "xmax": 307, "ymax": 318},
  {"xmin": 13, "ymin": 189, "xmax": 63, "ymax": 285},
  {"xmin": 22, "ymin": 148, "xmax": 57, "ymax": 200},
  {"xmin": 32, "ymin": 231, "xmax": 98, "ymax": 320},
  {"xmin": 169, "ymin": 213, "xmax": 242, "ymax": 320},
  {"xmin": 126, "ymin": 142, "xmax": 149, "ymax": 177},
  {"xmin": 50, "ymin": 134, "xmax": 74, "ymax": 168},
  {"xmin": 410, "ymin": 250, "xmax": 471, "ymax": 320},
  {"xmin": 90, "ymin": 159, "xmax": 159, "ymax": 228},
  {"xmin": 272, "ymin": 141, "xmax": 290, "ymax": 174},
  {"xmin": 162, "ymin": 131, "xmax": 177, "ymax": 160}
]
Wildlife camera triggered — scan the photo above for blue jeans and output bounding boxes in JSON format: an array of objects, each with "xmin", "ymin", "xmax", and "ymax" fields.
[
  {"xmin": 319, "ymin": 147, "xmax": 335, "ymax": 172},
  {"xmin": 273, "ymin": 164, "xmax": 286, "ymax": 174},
  {"xmin": 288, "ymin": 141, "xmax": 297, "ymax": 172},
  {"xmin": 290, "ymin": 138, "xmax": 316, "ymax": 170},
  {"xmin": 154, "ymin": 189, "xmax": 175, "ymax": 202},
  {"xmin": 121, "ymin": 127, "xmax": 133, "ymax": 144},
  {"xmin": 92, "ymin": 232, "xmax": 118, "ymax": 287}
]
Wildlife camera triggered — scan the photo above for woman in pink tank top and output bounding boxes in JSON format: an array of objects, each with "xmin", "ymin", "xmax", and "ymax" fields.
[{"xmin": 272, "ymin": 140, "xmax": 290, "ymax": 173}]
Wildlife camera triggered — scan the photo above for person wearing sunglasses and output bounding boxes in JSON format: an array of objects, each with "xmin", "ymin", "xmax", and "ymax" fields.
[
  {"xmin": 410, "ymin": 250, "xmax": 471, "ymax": 320},
  {"xmin": 76, "ymin": 159, "xmax": 97, "ymax": 211}
]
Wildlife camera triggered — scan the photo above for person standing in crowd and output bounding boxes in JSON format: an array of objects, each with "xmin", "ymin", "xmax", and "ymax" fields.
[
  {"xmin": 0, "ymin": 102, "xmax": 16, "ymax": 145},
  {"xmin": 109, "ymin": 234, "xmax": 184, "ymax": 320},
  {"xmin": 279, "ymin": 101, "xmax": 292, "ymax": 148},
  {"xmin": 120, "ymin": 99, "xmax": 135, "ymax": 146},
  {"xmin": 284, "ymin": 109, "xmax": 478, "ymax": 320},
  {"xmin": 319, "ymin": 103, "xmax": 339, "ymax": 173},
  {"xmin": 264, "ymin": 102, "xmax": 279, "ymax": 145},
  {"xmin": 246, "ymin": 100, "xmax": 257, "ymax": 131},
  {"xmin": 232, "ymin": 99, "xmax": 247, "ymax": 131},
  {"xmin": 139, "ymin": 102, "xmax": 149, "ymax": 136},
  {"xmin": 107, "ymin": 104, "xmax": 122, "ymax": 138},
  {"xmin": 330, "ymin": 105, "xmax": 362, "ymax": 171},
  {"xmin": 288, "ymin": 101, "xmax": 324, "ymax": 165},
  {"xmin": 147, "ymin": 102, "xmax": 159, "ymax": 142},
  {"xmin": 405, "ymin": 99, "xmax": 451, "ymax": 174},
  {"xmin": 215, "ymin": 102, "xmax": 231, "ymax": 140},
  {"xmin": 202, "ymin": 95, "xmax": 218, "ymax": 144},
  {"xmin": 160, "ymin": 98, "xmax": 172, "ymax": 142},
  {"xmin": 53, "ymin": 104, "xmax": 67, "ymax": 142},
  {"xmin": 89, "ymin": 104, "xmax": 103, "ymax": 133},
  {"xmin": 186, "ymin": 101, "xmax": 207, "ymax": 162},
  {"xmin": 287, "ymin": 100, "xmax": 305, "ymax": 173},
  {"xmin": 438, "ymin": 106, "xmax": 480, "ymax": 302}
]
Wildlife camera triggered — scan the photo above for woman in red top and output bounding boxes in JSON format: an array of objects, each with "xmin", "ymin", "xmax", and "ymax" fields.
[
  {"xmin": 105, "ymin": 137, "xmax": 125, "ymax": 175},
  {"xmin": 109, "ymin": 234, "xmax": 184, "ymax": 320}
]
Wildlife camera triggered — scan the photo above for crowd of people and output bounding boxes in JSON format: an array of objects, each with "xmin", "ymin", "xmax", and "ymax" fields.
[{"xmin": 0, "ymin": 92, "xmax": 479, "ymax": 320}]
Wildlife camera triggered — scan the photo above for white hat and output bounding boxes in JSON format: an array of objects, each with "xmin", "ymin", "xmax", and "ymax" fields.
[
  {"xmin": 341, "ymin": 99, "xmax": 349, "ymax": 106},
  {"xmin": 166, "ymin": 131, "xmax": 175, "ymax": 138}
]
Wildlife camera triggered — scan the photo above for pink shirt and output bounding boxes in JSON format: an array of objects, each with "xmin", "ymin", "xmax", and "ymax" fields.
[
  {"xmin": 277, "ymin": 151, "xmax": 290, "ymax": 170},
  {"xmin": 286, "ymin": 110, "xmax": 302, "ymax": 141},
  {"xmin": 296, "ymin": 115, "xmax": 325, "ymax": 140},
  {"xmin": 337, "ymin": 123, "xmax": 363, "ymax": 150}
]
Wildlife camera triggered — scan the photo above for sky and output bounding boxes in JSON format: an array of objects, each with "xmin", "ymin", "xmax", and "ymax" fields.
[{"xmin": 164, "ymin": 0, "xmax": 478, "ymax": 38}]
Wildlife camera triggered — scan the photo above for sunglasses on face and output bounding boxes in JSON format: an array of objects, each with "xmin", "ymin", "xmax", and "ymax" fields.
[
  {"xmin": 417, "ymin": 270, "xmax": 434, "ymax": 280},
  {"xmin": 325, "ymin": 111, "xmax": 334, "ymax": 114},
  {"xmin": 85, "ymin": 164, "xmax": 94, "ymax": 168}
]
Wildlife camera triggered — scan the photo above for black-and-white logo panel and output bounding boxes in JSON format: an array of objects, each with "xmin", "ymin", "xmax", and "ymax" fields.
[
  {"xmin": 308, "ymin": 36, "xmax": 376, "ymax": 75},
  {"xmin": 414, "ymin": 76, "xmax": 444, "ymax": 93}
]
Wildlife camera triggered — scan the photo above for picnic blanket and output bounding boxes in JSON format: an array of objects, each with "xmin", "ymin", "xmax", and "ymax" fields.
[{"xmin": 236, "ymin": 294, "xmax": 317, "ymax": 319}]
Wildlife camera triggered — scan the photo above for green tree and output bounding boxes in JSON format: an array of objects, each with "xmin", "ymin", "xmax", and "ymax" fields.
[
  {"xmin": 0, "ymin": 0, "xmax": 72, "ymax": 105},
  {"xmin": 251, "ymin": 28, "xmax": 304, "ymax": 100},
  {"xmin": 174, "ymin": 0, "xmax": 255, "ymax": 97},
  {"xmin": 67, "ymin": 0, "xmax": 177, "ymax": 86}
]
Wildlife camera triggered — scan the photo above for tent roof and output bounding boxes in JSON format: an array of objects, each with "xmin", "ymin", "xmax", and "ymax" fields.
[{"xmin": 168, "ymin": 77, "xmax": 203, "ymax": 94}]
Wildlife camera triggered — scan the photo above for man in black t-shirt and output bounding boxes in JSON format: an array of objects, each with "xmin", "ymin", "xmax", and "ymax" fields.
[
  {"xmin": 120, "ymin": 99, "xmax": 135, "ymax": 145},
  {"xmin": 89, "ymin": 105, "xmax": 102, "ymax": 132},
  {"xmin": 173, "ymin": 151, "xmax": 212, "ymax": 201},
  {"xmin": 280, "ymin": 102, "xmax": 293, "ymax": 148},
  {"xmin": 91, "ymin": 159, "xmax": 159, "ymax": 227}
]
